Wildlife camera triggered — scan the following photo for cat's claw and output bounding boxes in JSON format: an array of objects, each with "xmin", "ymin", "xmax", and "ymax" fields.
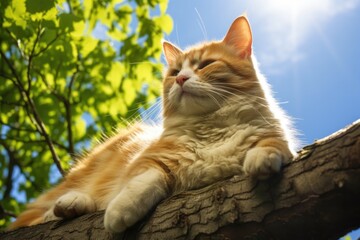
[
  {"xmin": 243, "ymin": 147, "xmax": 283, "ymax": 179},
  {"xmin": 53, "ymin": 191, "xmax": 97, "ymax": 219}
]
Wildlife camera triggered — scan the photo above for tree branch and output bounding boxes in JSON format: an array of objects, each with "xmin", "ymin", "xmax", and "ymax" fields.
[
  {"xmin": 1, "ymin": 119, "xmax": 360, "ymax": 239},
  {"xmin": 0, "ymin": 49, "xmax": 65, "ymax": 176}
]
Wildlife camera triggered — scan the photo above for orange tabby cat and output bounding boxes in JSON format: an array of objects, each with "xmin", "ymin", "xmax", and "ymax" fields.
[{"xmin": 10, "ymin": 16, "xmax": 296, "ymax": 233}]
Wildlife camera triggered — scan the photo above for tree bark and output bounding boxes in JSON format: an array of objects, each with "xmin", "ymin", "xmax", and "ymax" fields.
[{"xmin": 2, "ymin": 119, "xmax": 360, "ymax": 240}]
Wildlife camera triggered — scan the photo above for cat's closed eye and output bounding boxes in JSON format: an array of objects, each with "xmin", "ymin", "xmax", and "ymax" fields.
[
  {"xmin": 198, "ymin": 59, "xmax": 216, "ymax": 70},
  {"xmin": 169, "ymin": 69, "xmax": 180, "ymax": 76}
]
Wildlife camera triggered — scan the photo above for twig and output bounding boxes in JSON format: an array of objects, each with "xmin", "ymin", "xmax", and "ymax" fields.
[
  {"xmin": 0, "ymin": 50, "xmax": 21, "ymax": 84},
  {"xmin": 0, "ymin": 119, "xmax": 37, "ymax": 133},
  {"xmin": 0, "ymin": 139, "xmax": 42, "ymax": 192},
  {"xmin": 0, "ymin": 140, "xmax": 16, "ymax": 199},
  {"xmin": 26, "ymin": 25, "xmax": 41, "ymax": 92},
  {"xmin": 32, "ymin": 32, "xmax": 61, "ymax": 57},
  {"xmin": 1, "ymin": 134, "xmax": 69, "ymax": 151},
  {"xmin": 36, "ymin": 68, "xmax": 75, "ymax": 156},
  {"xmin": 0, "ymin": 50, "xmax": 34, "ymax": 126},
  {"xmin": 65, "ymin": 62, "xmax": 80, "ymax": 156},
  {"xmin": 25, "ymin": 95, "xmax": 65, "ymax": 175},
  {"xmin": 0, "ymin": 204, "xmax": 17, "ymax": 219},
  {"xmin": 0, "ymin": 49, "xmax": 65, "ymax": 176}
]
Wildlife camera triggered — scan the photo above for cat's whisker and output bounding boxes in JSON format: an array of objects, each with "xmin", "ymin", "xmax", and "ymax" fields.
[
  {"xmin": 195, "ymin": 8, "xmax": 208, "ymax": 41},
  {"xmin": 122, "ymin": 97, "xmax": 162, "ymax": 122},
  {"xmin": 200, "ymin": 86, "xmax": 277, "ymax": 126},
  {"xmin": 140, "ymin": 100, "xmax": 162, "ymax": 122},
  {"xmin": 203, "ymin": 91, "xmax": 223, "ymax": 109},
  {"xmin": 175, "ymin": 24, "xmax": 181, "ymax": 47},
  {"xmin": 190, "ymin": 84, "xmax": 227, "ymax": 106},
  {"xmin": 209, "ymin": 84, "xmax": 271, "ymax": 109},
  {"xmin": 209, "ymin": 81, "xmax": 269, "ymax": 102}
]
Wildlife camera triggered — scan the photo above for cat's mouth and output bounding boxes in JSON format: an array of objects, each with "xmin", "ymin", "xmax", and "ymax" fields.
[
  {"xmin": 180, "ymin": 90, "xmax": 192, "ymax": 97},
  {"xmin": 180, "ymin": 89, "xmax": 204, "ymax": 99}
]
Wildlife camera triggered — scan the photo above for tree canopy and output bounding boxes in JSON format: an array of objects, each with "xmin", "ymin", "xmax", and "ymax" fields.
[{"xmin": 0, "ymin": 0, "xmax": 172, "ymax": 228}]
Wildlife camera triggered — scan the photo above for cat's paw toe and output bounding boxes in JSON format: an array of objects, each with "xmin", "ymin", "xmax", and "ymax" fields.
[
  {"xmin": 243, "ymin": 147, "xmax": 283, "ymax": 179},
  {"xmin": 54, "ymin": 191, "xmax": 96, "ymax": 219}
]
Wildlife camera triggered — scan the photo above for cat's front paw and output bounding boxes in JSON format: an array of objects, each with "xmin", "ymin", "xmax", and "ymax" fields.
[
  {"xmin": 104, "ymin": 197, "xmax": 139, "ymax": 233},
  {"xmin": 53, "ymin": 191, "xmax": 97, "ymax": 219},
  {"xmin": 243, "ymin": 147, "xmax": 284, "ymax": 179}
]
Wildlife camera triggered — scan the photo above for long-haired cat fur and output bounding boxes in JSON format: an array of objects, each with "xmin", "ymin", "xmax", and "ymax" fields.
[{"xmin": 10, "ymin": 16, "xmax": 296, "ymax": 233}]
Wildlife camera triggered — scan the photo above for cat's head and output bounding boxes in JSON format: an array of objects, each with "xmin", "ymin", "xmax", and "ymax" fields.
[{"xmin": 162, "ymin": 16, "xmax": 261, "ymax": 118}]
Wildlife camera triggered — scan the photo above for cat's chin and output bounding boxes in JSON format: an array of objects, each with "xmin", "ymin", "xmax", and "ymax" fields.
[
  {"xmin": 179, "ymin": 90, "xmax": 207, "ymax": 101},
  {"xmin": 175, "ymin": 95, "xmax": 220, "ymax": 116}
]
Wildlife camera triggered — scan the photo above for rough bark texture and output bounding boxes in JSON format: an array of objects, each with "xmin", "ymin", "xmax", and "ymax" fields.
[{"xmin": 1, "ymin": 119, "xmax": 360, "ymax": 240}]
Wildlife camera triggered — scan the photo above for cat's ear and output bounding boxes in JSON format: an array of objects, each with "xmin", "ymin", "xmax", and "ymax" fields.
[
  {"xmin": 223, "ymin": 16, "xmax": 252, "ymax": 58},
  {"xmin": 162, "ymin": 41, "xmax": 183, "ymax": 65}
]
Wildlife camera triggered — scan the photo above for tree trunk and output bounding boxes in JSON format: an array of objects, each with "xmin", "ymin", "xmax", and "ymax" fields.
[{"xmin": 2, "ymin": 119, "xmax": 360, "ymax": 240}]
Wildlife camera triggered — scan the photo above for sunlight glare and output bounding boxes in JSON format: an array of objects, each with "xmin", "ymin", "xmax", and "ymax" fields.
[{"xmin": 248, "ymin": 0, "xmax": 359, "ymax": 67}]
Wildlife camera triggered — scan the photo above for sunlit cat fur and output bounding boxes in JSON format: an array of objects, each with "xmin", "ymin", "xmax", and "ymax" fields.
[{"xmin": 10, "ymin": 16, "xmax": 296, "ymax": 232}]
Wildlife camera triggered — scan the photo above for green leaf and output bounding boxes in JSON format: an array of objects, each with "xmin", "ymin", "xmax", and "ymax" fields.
[
  {"xmin": 71, "ymin": 20, "xmax": 86, "ymax": 38},
  {"xmin": 123, "ymin": 79, "xmax": 136, "ymax": 106},
  {"xmin": 106, "ymin": 62, "xmax": 125, "ymax": 89},
  {"xmin": 158, "ymin": 0, "xmax": 168, "ymax": 14},
  {"xmin": 136, "ymin": 62, "xmax": 153, "ymax": 82},
  {"xmin": 59, "ymin": 13, "xmax": 78, "ymax": 32},
  {"xmin": 25, "ymin": 0, "xmax": 55, "ymax": 14},
  {"xmin": 80, "ymin": 37, "xmax": 99, "ymax": 58},
  {"xmin": 74, "ymin": 117, "xmax": 86, "ymax": 140},
  {"xmin": 153, "ymin": 14, "xmax": 173, "ymax": 34},
  {"xmin": 83, "ymin": 0, "xmax": 93, "ymax": 19},
  {"xmin": 4, "ymin": 0, "xmax": 27, "ymax": 28}
]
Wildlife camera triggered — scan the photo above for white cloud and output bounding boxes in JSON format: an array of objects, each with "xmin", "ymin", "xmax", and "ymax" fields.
[{"xmin": 248, "ymin": 0, "xmax": 359, "ymax": 68}]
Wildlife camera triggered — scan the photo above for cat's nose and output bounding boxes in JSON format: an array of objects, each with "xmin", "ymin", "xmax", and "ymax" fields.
[{"xmin": 176, "ymin": 75, "xmax": 190, "ymax": 86}]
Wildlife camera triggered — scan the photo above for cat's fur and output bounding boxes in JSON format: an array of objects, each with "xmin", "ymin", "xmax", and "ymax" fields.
[{"xmin": 10, "ymin": 16, "xmax": 296, "ymax": 233}]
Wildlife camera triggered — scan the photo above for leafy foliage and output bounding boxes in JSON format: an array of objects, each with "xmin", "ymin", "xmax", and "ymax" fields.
[{"xmin": 0, "ymin": 0, "xmax": 172, "ymax": 228}]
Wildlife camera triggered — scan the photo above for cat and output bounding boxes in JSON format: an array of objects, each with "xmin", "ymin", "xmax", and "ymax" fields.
[{"xmin": 9, "ymin": 16, "xmax": 296, "ymax": 233}]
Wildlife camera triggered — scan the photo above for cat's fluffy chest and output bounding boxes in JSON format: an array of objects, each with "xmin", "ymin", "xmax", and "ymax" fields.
[
  {"xmin": 165, "ymin": 103, "xmax": 264, "ymax": 159},
  {"xmin": 193, "ymin": 123, "xmax": 257, "ymax": 161},
  {"xmin": 162, "ymin": 106, "xmax": 265, "ymax": 189}
]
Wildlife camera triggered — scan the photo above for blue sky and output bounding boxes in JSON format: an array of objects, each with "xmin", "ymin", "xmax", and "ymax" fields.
[
  {"xmin": 165, "ymin": 0, "xmax": 360, "ymax": 238},
  {"xmin": 165, "ymin": 0, "xmax": 360, "ymax": 147}
]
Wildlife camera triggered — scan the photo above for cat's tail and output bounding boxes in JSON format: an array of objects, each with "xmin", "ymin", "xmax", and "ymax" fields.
[
  {"xmin": 8, "ymin": 204, "xmax": 47, "ymax": 230},
  {"xmin": 8, "ymin": 184, "xmax": 66, "ymax": 230}
]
